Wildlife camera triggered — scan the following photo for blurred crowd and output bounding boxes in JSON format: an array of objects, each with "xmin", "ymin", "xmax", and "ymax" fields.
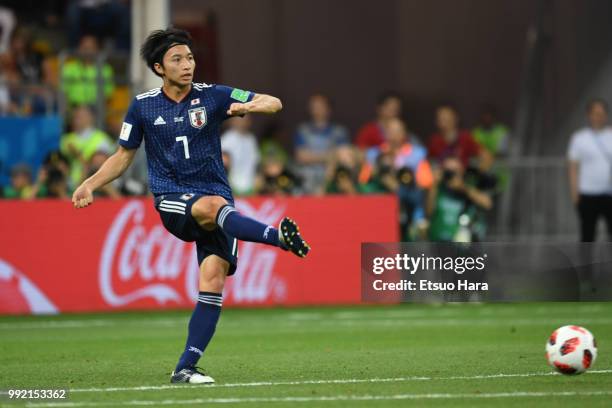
[
  {"xmin": 0, "ymin": 2, "xmax": 130, "ymax": 195},
  {"xmin": 0, "ymin": 1, "xmax": 129, "ymax": 115},
  {"xmin": 221, "ymin": 93, "xmax": 508, "ymax": 242},
  {"xmin": 2, "ymin": 87, "xmax": 510, "ymax": 241},
  {"xmin": 0, "ymin": 1, "xmax": 512, "ymax": 242}
]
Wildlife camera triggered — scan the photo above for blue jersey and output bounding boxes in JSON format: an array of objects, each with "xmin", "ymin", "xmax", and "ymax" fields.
[{"xmin": 118, "ymin": 82, "xmax": 254, "ymax": 202}]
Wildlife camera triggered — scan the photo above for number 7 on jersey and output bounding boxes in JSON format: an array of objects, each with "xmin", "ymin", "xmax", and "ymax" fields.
[{"xmin": 176, "ymin": 136, "xmax": 190, "ymax": 159}]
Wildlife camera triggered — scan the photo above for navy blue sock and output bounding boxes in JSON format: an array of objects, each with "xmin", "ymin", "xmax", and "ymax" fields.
[
  {"xmin": 216, "ymin": 205, "xmax": 281, "ymax": 247},
  {"xmin": 175, "ymin": 292, "xmax": 222, "ymax": 372}
]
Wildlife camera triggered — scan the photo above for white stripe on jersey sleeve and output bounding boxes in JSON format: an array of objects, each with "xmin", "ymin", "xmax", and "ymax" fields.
[{"xmin": 136, "ymin": 88, "xmax": 162, "ymax": 99}]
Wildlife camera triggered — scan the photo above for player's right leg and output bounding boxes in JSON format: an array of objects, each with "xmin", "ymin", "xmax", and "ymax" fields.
[{"xmin": 191, "ymin": 195, "xmax": 310, "ymax": 258}]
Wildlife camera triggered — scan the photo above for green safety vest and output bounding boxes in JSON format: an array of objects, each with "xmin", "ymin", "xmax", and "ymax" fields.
[
  {"xmin": 428, "ymin": 187, "xmax": 467, "ymax": 242},
  {"xmin": 60, "ymin": 129, "xmax": 113, "ymax": 185},
  {"xmin": 473, "ymin": 124, "xmax": 510, "ymax": 192},
  {"xmin": 61, "ymin": 60, "xmax": 114, "ymax": 106},
  {"xmin": 472, "ymin": 124, "xmax": 508, "ymax": 154},
  {"xmin": 2, "ymin": 186, "xmax": 33, "ymax": 199}
]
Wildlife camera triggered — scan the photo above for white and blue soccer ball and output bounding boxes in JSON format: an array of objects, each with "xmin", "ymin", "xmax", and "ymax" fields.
[{"xmin": 546, "ymin": 325, "xmax": 597, "ymax": 375}]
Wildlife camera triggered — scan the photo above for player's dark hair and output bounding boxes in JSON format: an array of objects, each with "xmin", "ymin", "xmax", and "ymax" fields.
[
  {"xmin": 586, "ymin": 98, "xmax": 609, "ymax": 114},
  {"xmin": 140, "ymin": 27, "xmax": 193, "ymax": 77}
]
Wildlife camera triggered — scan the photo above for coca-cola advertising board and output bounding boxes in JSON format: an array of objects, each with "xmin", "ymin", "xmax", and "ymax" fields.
[{"xmin": 0, "ymin": 195, "xmax": 398, "ymax": 314}]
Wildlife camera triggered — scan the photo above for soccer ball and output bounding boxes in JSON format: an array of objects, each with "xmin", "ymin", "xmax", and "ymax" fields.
[{"xmin": 546, "ymin": 325, "xmax": 597, "ymax": 375}]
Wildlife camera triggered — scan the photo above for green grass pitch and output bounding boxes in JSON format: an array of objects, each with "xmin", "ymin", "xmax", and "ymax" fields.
[{"xmin": 1, "ymin": 303, "xmax": 611, "ymax": 407}]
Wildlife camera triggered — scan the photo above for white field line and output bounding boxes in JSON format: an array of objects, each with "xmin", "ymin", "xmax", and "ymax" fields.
[
  {"xmin": 30, "ymin": 369, "xmax": 610, "ymax": 394},
  {"xmin": 17, "ymin": 390, "xmax": 612, "ymax": 407}
]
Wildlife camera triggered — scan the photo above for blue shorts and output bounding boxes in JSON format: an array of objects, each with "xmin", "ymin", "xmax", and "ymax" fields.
[{"xmin": 154, "ymin": 193, "xmax": 238, "ymax": 275}]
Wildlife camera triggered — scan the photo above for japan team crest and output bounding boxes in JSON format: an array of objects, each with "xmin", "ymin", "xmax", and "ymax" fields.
[{"xmin": 188, "ymin": 107, "xmax": 207, "ymax": 129}]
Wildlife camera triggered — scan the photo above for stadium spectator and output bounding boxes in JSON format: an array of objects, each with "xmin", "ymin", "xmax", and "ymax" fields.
[
  {"xmin": 0, "ymin": 30, "xmax": 22, "ymax": 115},
  {"xmin": 334, "ymin": 145, "xmax": 362, "ymax": 172},
  {"xmin": 60, "ymin": 104, "xmax": 114, "ymax": 187},
  {"xmin": 259, "ymin": 121, "xmax": 289, "ymax": 165},
  {"xmin": 221, "ymin": 115, "xmax": 259, "ymax": 196},
  {"xmin": 327, "ymin": 145, "xmax": 365, "ymax": 194},
  {"xmin": 1, "ymin": 163, "xmax": 33, "ymax": 199},
  {"xmin": 29, "ymin": 151, "xmax": 72, "ymax": 199},
  {"xmin": 0, "ymin": 6, "xmax": 16, "ymax": 54},
  {"xmin": 256, "ymin": 155, "xmax": 301, "ymax": 196},
  {"xmin": 428, "ymin": 104, "xmax": 492, "ymax": 171},
  {"xmin": 472, "ymin": 104, "xmax": 510, "ymax": 157},
  {"xmin": 40, "ymin": 167, "xmax": 70, "ymax": 199},
  {"xmin": 294, "ymin": 93, "xmax": 349, "ymax": 195},
  {"xmin": 427, "ymin": 157, "xmax": 493, "ymax": 242},
  {"xmin": 359, "ymin": 151, "xmax": 396, "ymax": 194},
  {"xmin": 473, "ymin": 104, "xmax": 510, "ymax": 193},
  {"xmin": 377, "ymin": 119, "xmax": 431, "ymax": 186},
  {"xmin": 2, "ymin": 27, "xmax": 44, "ymax": 83},
  {"xmin": 388, "ymin": 118, "xmax": 433, "ymax": 238},
  {"xmin": 326, "ymin": 165, "xmax": 360, "ymax": 195},
  {"xmin": 360, "ymin": 119, "xmax": 431, "ymax": 187},
  {"xmin": 567, "ymin": 98, "xmax": 612, "ymax": 242},
  {"xmin": 361, "ymin": 118, "xmax": 433, "ymax": 237},
  {"xmin": 355, "ymin": 92, "xmax": 402, "ymax": 149},
  {"xmin": 61, "ymin": 35, "xmax": 114, "ymax": 107},
  {"xmin": 0, "ymin": 27, "xmax": 52, "ymax": 115},
  {"xmin": 85, "ymin": 150, "xmax": 121, "ymax": 198}
]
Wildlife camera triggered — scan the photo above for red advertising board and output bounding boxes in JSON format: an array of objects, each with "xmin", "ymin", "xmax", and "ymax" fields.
[{"xmin": 0, "ymin": 195, "xmax": 398, "ymax": 314}]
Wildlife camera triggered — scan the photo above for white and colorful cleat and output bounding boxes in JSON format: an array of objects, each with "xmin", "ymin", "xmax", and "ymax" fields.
[{"xmin": 170, "ymin": 367, "xmax": 215, "ymax": 384}]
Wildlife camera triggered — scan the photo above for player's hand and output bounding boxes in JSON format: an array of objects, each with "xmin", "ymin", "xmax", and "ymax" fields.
[
  {"xmin": 227, "ymin": 103, "xmax": 250, "ymax": 116},
  {"xmin": 72, "ymin": 183, "xmax": 94, "ymax": 209}
]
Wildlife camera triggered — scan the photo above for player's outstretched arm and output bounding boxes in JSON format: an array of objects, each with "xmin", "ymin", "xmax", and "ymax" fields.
[
  {"xmin": 227, "ymin": 93, "xmax": 282, "ymax": 116},
  {"xmin": 72, "ymin": 146, "xmax": 137, "ymax": 208}
]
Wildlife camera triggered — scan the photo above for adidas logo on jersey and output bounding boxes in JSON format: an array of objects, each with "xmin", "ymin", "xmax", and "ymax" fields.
[{"xmin": 154, "ymin": 116, "xmax": 166, "ymax": 125}]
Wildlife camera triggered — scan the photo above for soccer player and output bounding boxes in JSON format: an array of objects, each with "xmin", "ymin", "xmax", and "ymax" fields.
[{"xmin": 71, "ymin": 28, "xmax": 310, "ymax": 384}]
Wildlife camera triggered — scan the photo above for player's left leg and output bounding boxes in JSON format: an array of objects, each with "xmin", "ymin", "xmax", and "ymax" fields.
[
  {"xmin": 192, "ymin": 195, "xmax": 310, "ymax": 258},
  {"xmin": 171, "ymin": 255, "xmax": 228, "ymax": 384}
]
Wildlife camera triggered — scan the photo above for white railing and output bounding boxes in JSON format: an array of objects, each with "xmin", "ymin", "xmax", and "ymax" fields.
[{"xmin": 491, "ymin": 157, "xmax": 580, "ymax": 241}]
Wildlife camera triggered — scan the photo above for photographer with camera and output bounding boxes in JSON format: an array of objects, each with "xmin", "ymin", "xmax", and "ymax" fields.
[
  {"xmin": 427, "ymin": 156, "xmax": 493, "ymax": 242},
  {"xmin": 358, "ymin": 118, "xmax": 433, "ymax": 239},
  {"xmin": 256, "ymin": 155, "xmax": 302, "ymax": 196}
]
